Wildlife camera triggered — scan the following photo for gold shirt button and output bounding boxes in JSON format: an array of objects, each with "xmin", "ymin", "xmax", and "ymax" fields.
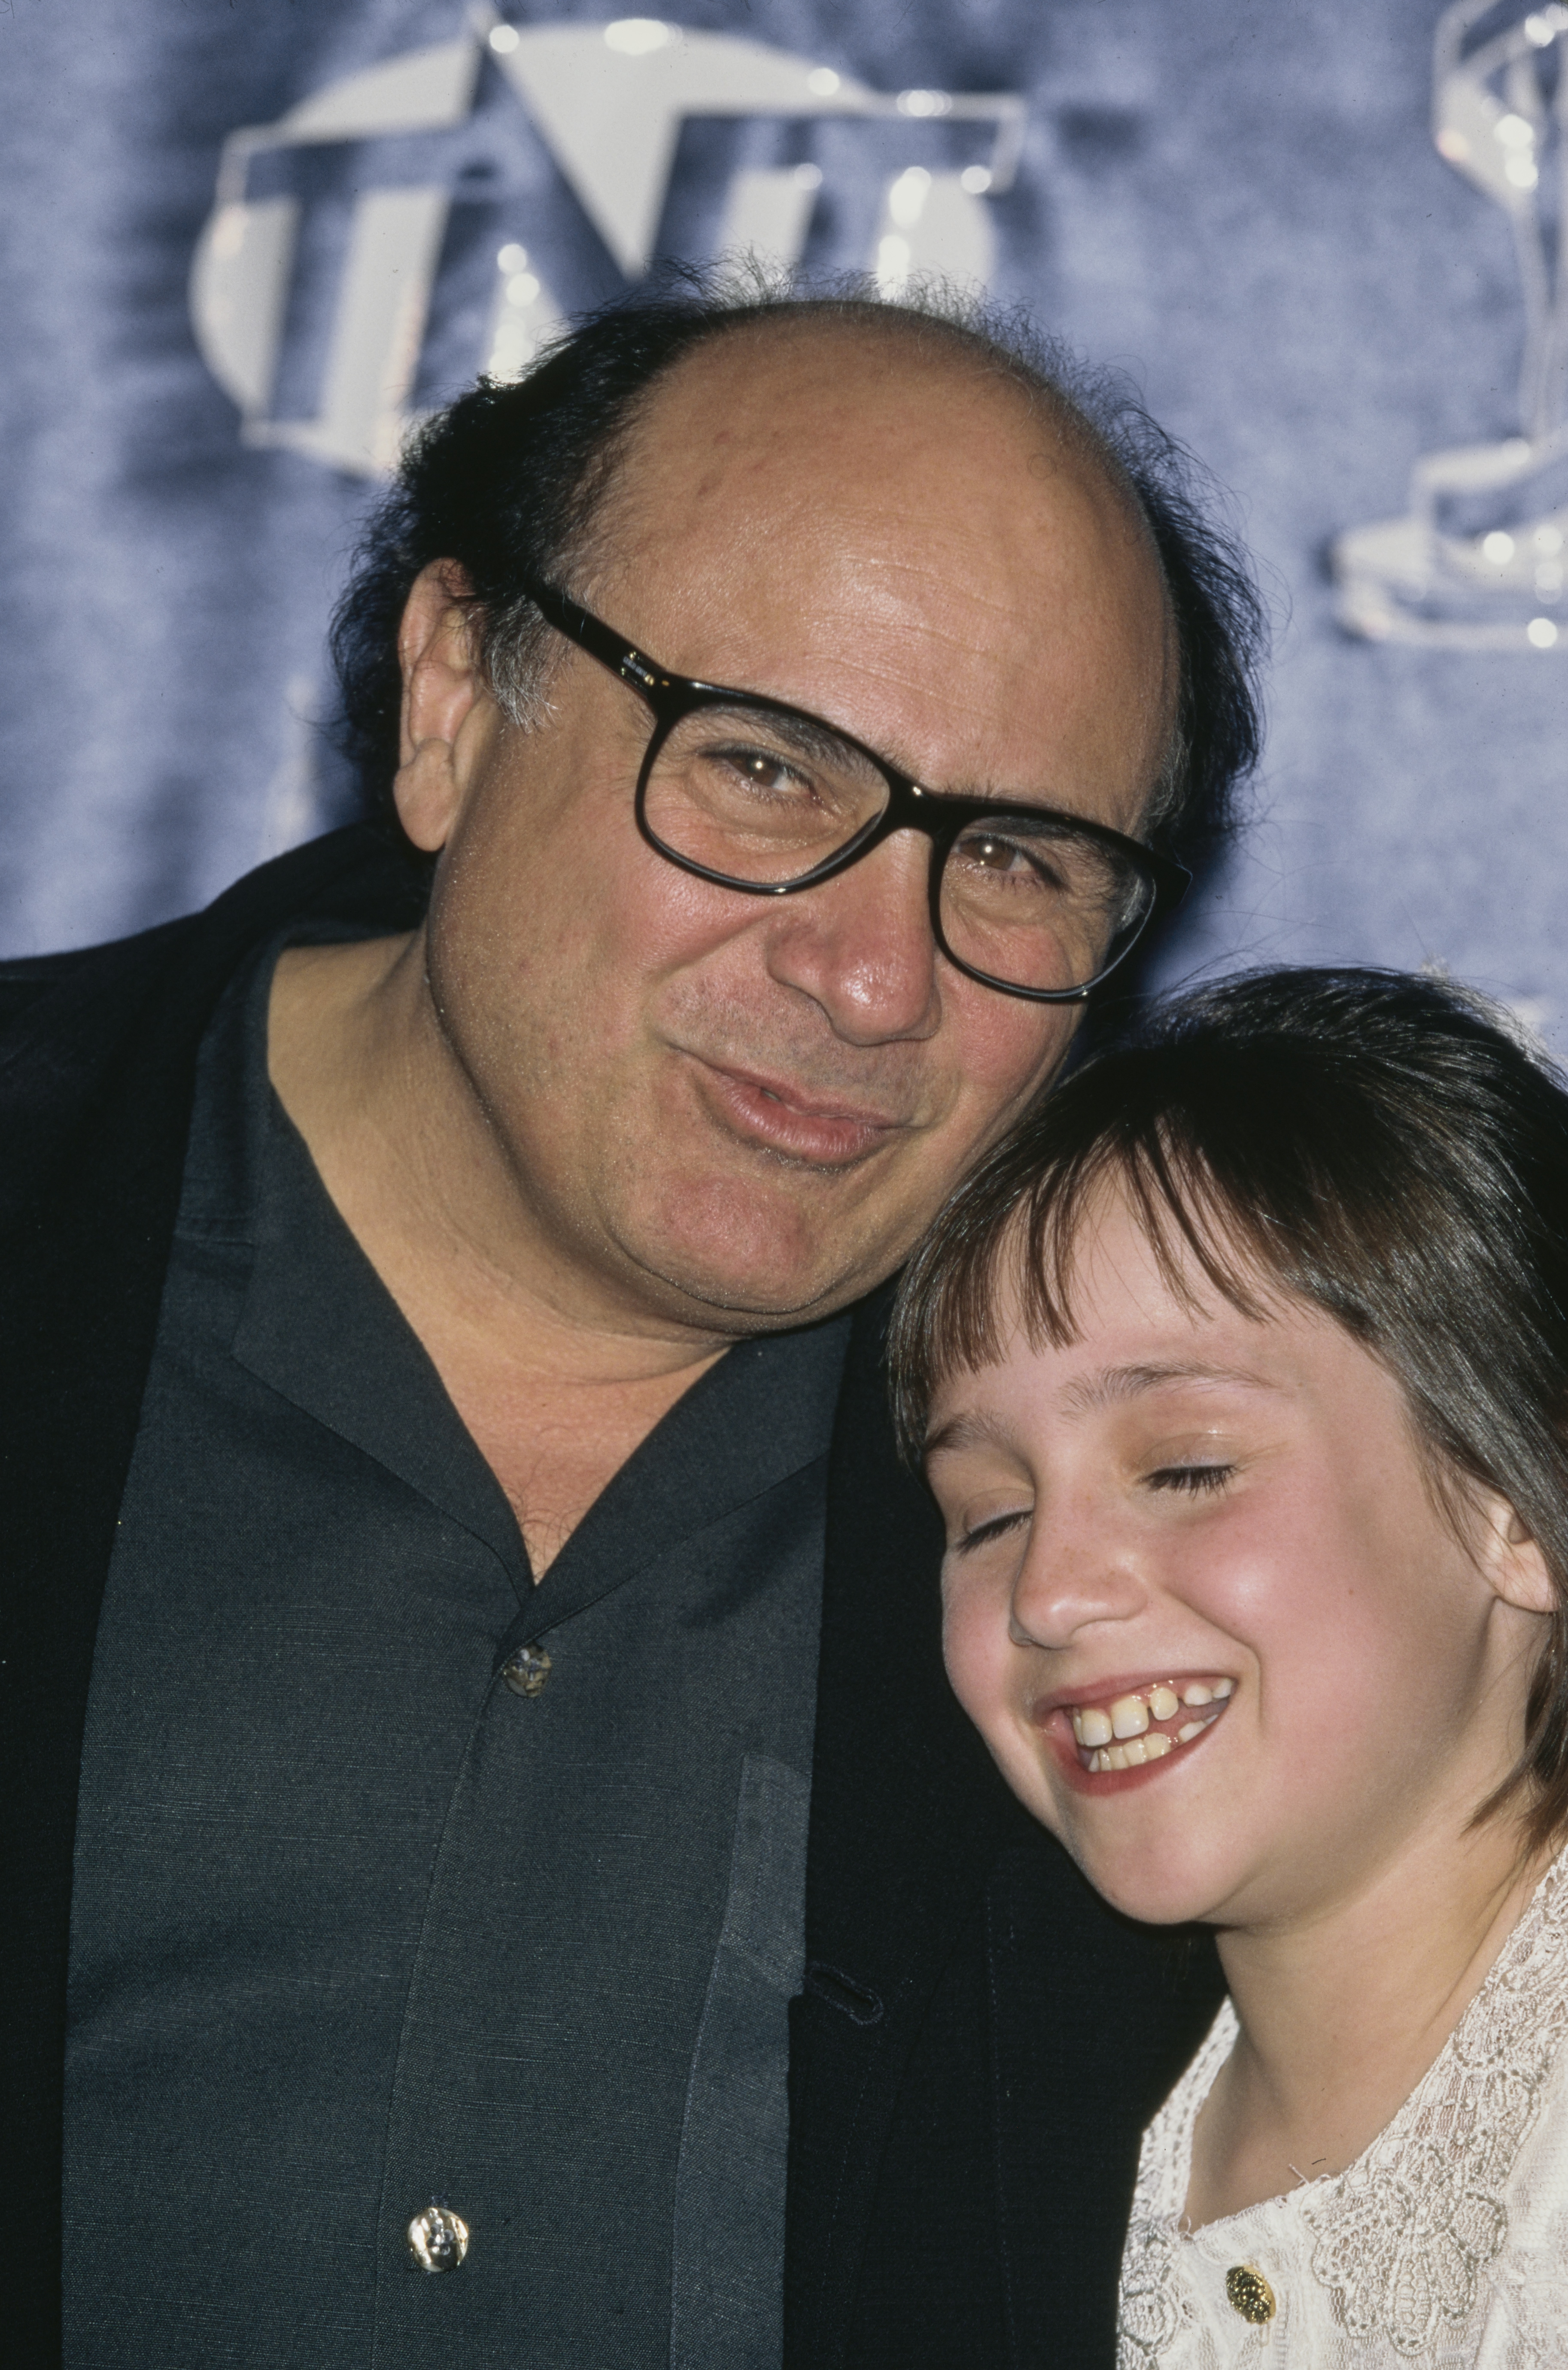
[
  {"xmin": 1225, "ymin": 2264, "xmax": 1276, "ymax": 2323},
  {"xmin": 407, "ymin": 2204, "xmax": 470, "ymax": 2273}
]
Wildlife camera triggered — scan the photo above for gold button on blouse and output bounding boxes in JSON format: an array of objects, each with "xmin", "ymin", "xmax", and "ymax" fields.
[{"xmin": 1225, "ymin": 2264, "xmax": 1276, "ymax": 2323}]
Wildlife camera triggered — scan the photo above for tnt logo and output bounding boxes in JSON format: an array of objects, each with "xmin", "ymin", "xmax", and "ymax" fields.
[{"xmin": 191, "ymin": 9, "xmax": 1025, "ymax": 477}]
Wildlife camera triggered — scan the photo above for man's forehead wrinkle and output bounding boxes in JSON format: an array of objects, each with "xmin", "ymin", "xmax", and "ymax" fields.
[
  {"xmin": 817, "ymin": 526, "xmax": 1143, "ymax": 614},
  {"xmin": 826, "ymin": 556, "xmax": 1170, "ymax": 708},
  {"xmin": 630, "ymin": 502, "xmax": 1159, "ymax": 670}
]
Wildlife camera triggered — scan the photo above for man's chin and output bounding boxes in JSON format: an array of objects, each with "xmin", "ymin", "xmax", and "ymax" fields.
[
  {"xmin": 595, "ymin": 1156, "xmax": 918, "ymax": 1333},
  {"xmin": 617, "ymin": 1221, "xmax": 892, "ymax": 1334},
  {"xmin": 635, "ymin": 1254, "xmax": 864, "ymax": 1332}
]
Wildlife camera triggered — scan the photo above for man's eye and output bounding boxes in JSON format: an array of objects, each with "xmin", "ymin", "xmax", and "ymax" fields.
[
  {"xmin": 714, "ymin": 746, "xmax": 813, "ymax": 799},
  {"xmin": 967, "ymin": 833, "xmax": 1023, "ymax": 872},
  {"xmin": 956, "ymin": 830, "xmax": 1062, "ymax": 888},
  {"xmin": 1146, "ymin": 1463, "xmax": 1234, "ymax": 1495}
]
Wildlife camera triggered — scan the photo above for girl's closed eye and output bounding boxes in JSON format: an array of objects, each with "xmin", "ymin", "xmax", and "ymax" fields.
[
  {"xmin": 954, "ymin": 1505, "xmax": 1032, "ymax": 1554},
  {"xmin": 1145, "ymin": 1460, "xmax": 1236, "ymax": 1495}
]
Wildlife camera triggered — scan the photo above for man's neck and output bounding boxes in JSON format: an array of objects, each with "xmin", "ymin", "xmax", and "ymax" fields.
[
  {"xmin": 267, "ymin": 933, "xmax": 730, "ymax": 1574},
  {"xmin": 1185, "ymin": 1812, "xmax": 1550, "ymax": 2226}
]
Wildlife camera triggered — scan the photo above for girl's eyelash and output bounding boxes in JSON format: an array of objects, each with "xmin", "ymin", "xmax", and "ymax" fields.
[
  {"xmin": 955, "ymin": 1507, "xmax": 1031, "ymax": 1553},
  {"xmin": 1147, "ymin": 1462, "xmax": 1234, "ymax": 1495}
]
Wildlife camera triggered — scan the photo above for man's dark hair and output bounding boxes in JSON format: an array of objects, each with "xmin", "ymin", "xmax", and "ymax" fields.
[
  {"xmin": 330, "ymin": 273, "xmax": 1266, "ymax": 868},
  {"xmin": 888, "ymin": 965, "xmax": 1568, "ymax": 1856}
]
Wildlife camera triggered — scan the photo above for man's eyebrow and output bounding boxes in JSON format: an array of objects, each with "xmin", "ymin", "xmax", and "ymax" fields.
[{"xmin": 1060, "ymin": 1361, "xmax": 1283, "ymax": 1415}]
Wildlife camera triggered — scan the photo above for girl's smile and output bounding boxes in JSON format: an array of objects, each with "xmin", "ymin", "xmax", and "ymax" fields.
[{"xmin": 1036, "ymin": 1671, "xmax": 1234, "ymax": 1788}]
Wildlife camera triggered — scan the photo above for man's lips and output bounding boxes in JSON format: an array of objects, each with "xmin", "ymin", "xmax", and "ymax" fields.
[{"xmin": 690, "ymin": 1057, "xmax": 911, "ymax": 1166}]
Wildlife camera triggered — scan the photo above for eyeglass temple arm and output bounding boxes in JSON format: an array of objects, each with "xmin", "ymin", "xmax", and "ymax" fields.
[{"xmin": 522, "ymin": 577, "xmax": 665, "ymax": 696}]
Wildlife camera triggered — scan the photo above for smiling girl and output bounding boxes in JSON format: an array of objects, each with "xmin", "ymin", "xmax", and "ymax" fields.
[{"xmin": 889, "ymin": 967, "xmax": 1568, "ymax": 2367}]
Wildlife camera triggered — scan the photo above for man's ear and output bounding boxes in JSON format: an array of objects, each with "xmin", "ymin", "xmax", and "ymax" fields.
[
  {"xmin": 392, "ymin": 560, "xmax": 488, "ymax": 854},
  {"xmin": 1480, "ymin": 1493, "xmax": 1558, "ymax": 1619}
]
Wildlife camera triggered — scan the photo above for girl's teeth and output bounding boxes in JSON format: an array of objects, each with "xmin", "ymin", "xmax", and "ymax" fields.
[
  {"xmin": 1070, "ymin": 1679, "xmax": 1235, "ymax": 1773},
  {"xmin": 1090, "ymin": 1735, "xmax": 1169, "ymax": 1771}
]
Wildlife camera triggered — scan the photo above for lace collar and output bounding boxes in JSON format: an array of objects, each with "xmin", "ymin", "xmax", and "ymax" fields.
[{"xmin": 1133, "ymin": 1844, "xmax": 1568, "ymax": 2360}]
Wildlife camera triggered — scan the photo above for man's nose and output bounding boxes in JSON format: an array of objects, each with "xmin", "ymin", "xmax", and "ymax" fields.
[
  {"xmin": 762, "ymin": 830, "xmax": 942, "ymax": 1045},
  {"xmin": 1008, "ymin": 1528, "xmax": 1149, "ymax": 1651}
]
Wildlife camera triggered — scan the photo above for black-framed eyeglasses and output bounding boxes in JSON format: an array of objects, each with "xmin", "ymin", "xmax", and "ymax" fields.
[{"xmin": 523, "ymin": 577, "xmax": 1189, "ymax": 1003}]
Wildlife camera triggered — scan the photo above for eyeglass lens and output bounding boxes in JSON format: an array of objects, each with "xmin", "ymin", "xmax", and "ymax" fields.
[{"xmin": 640, "ymin": 700, "xmax": 1157, "ymax": 995}]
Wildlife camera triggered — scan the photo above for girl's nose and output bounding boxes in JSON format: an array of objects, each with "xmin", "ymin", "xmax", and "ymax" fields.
[{"xmin": 1009, "ymin": 1536, "xmax": 1148, "ymax": 1650}]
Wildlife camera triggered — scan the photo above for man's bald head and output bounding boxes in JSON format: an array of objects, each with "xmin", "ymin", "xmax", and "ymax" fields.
[
  {"xmin": 331, "ymin": 282, "xmax": 1263, "ymax": 868},
  {"xmin": 596, "ymin": 298, "xmax": 1164, "ymax": 571}
]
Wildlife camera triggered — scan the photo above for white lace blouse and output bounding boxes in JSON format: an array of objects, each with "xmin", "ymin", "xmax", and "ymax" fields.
[{"xmin": 1118, "ymin": 1848, "xmax": 1568, "ymax": 2366}]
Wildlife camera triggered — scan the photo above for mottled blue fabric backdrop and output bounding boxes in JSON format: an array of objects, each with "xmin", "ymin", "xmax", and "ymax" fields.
[{"xmin": 1, "ymin": 1, "xmax": 1563, "ymax": 1038}]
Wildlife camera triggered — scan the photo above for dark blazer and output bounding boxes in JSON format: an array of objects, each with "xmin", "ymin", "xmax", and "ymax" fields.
[{"xmin": 0, "ymin": 826, "xmax": 1221, "ymax": 2369}]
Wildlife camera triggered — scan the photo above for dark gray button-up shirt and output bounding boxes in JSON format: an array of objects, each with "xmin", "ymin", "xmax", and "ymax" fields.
[{"xmin": 62, "ymin": 940, "xmax": 850, "ymax": 2370}]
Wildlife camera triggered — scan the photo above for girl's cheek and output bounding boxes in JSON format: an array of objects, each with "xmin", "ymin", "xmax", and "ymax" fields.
[{"xmin": 941, "ymin": 1584, "xmax": 1002, "ymax": 1727}]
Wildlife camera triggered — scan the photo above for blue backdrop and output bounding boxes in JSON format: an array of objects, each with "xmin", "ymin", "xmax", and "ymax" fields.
[{"xmin": 2, "ymin": 1, "xmax": 1564, "ymax": 1040}]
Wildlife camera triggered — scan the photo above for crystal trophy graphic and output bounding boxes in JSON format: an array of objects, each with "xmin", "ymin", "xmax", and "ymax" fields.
[{"xmin": 1334, "ymin": 1, "xmax": 1568, "ymax": 650}]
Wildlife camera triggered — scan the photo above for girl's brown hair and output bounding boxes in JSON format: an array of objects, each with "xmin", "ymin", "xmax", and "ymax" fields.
[{"xmin": 889, "ymin": 966, "xmax": 1568, "ymax": 1856}]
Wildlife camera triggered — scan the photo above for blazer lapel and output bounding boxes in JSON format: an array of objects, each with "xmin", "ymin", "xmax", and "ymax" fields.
[
  {"xmin": 0, "ymin": 825, "xmax": 423, "ymax": 2368},
  {"xmin": 787, "ymin": 1283, "xmax": 1043, "ymax": 2365}
]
